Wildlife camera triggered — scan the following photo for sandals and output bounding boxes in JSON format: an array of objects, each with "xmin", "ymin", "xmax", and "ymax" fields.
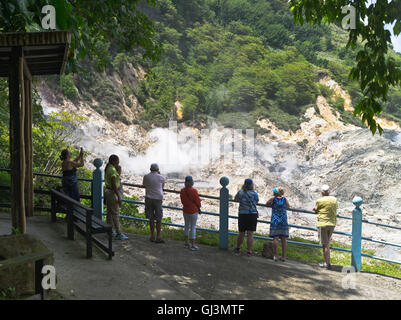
[{"xmin": 155, "ymin": 239, "xmax": 165, "ymax": 244}]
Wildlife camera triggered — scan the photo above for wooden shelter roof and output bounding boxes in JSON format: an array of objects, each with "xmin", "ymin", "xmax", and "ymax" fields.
[{"xmin": 0, "ymin": 31, "xmax": 71, "ymax": 77}]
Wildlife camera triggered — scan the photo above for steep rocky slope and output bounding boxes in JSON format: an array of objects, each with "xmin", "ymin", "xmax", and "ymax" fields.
[{"xmin": 36, "ymin": 72, "xmax": 401, "ymax": 260}]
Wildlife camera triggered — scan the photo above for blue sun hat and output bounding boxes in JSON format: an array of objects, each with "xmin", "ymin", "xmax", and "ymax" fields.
[
  {"xmin": 244, "ymin": 178, "xmax": 253, "ymax": 185},
  {"xmin": 185, "ymin": 176, "xmax": 193, "ymax": 183},
  {"xmin": 272, "ymin": 188, "xmax": 280, "ymax": 195}
]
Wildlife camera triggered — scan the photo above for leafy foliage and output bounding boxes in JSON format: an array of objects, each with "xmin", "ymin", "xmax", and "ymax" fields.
[
  {"xmin": 290, "ymin": 0, "xmax": 401, "ymax": 134},
  {"xmin": 0, "ymin": 0, "xmax": 162, "ymax": 71}
]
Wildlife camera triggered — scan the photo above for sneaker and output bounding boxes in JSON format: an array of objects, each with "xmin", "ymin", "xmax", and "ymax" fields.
[
  {"xmin": 280, "ymin": 257, "xmax": 286, "ymax": 262},
  {"xmin": 233, "ymin": 247, "xmax": 240, "ymax": 254},
  {"xmin": 246, "ymin": 251, "xmax": 252, "ymax": 257},
  {"xmin": 191, "ymin": 245, "xmax": 199, "ymax": 251},
  {"xmin": 116, "ymin": 233, "xmax": 129, "ymax": 240},
  {"xmin": 273, "ymin": 256, "xmax": 278, "ymax": 262},
  {"xmin": 112, "ymin": 231, "xmax": 117, "ymax": 237},
  {"xmin": 184, "ymin": 243, "xmax": 190, "ymax": 249},
  {"xmin": 319, "ymin": 262, "xmax": 328, "ymax": 268}
]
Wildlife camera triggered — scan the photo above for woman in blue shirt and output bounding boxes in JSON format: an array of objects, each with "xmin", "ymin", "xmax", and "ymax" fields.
[
  {"xmin": 233, "ymin": 178, "xmax": 259, "ymax": 256},
  {"xmin": 266, "ymin": 188, "xmax": 290, "ymax": 262}
]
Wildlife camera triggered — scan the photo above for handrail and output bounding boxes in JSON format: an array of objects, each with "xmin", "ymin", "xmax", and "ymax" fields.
[
  {"xmin": 0, "ymin": 168, "xmax": 92, "ymax": 182},
  {"xmin": 0, "ymin": 185, "xmax": 91, "ymax": 200},
  {"xmin": 50, "ymin": 189, "xmax": 94, "ymax": 212},
  {"xmin": 362, "ymin": 219, "xmax": 401, "ymax": 231},
  {"xmin": 3, "ymin": 167, "xmax": 401, "ymax": 266}
]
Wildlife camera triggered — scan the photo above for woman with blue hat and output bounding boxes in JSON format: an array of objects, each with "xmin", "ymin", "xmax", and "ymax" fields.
[
  {"xmin": 266, "ymin": 188, "xmax": 290, "ymax": 262},
  {"xmin": 233, "ymin": 178, "xmax": 259, "ymax": 256}
]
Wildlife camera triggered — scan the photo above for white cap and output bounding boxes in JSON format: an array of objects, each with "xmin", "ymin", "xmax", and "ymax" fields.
[{"xmin": 321, "ymin": 184, "xmax": 330, "ymax": 192}]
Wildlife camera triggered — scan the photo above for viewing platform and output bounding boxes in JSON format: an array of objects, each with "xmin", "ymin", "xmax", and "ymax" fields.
[{"xmin": 1, "ymin": 213, "xmax": 400, "ymax": 300}]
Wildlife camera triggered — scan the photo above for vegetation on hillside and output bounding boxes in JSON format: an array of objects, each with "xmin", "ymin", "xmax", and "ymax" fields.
[
  {"xmin": 46, "ymin": 0, "xmax": 401, "ymax": 133},
  {"xmin": 290, "ymin": 0, "xmax": 401, "ymax": 135}
]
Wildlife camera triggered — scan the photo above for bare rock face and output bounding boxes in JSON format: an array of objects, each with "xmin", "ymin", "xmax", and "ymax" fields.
[
  {"xmin": 36, "ymin": 72, "xmax": 401, "ymax": 259},
  {"xmin": 303, "ymin": 129, "xmax": 401, "ymax": 213}
]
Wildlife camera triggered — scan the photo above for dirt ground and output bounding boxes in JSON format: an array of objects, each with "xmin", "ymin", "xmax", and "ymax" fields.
[{"xmin": 1, "ymin": 213, "xmax": 400, "ymax": 300}]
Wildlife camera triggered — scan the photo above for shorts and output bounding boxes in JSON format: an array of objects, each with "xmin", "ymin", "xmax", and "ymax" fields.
[
  {"xmin": 318, "ymin": 226, "xmax": 335, "ymax": 246},
  {"xmin": 145, "ymin": 197, "xmax": 163, "ymax": 222},
  {"xmin": 238, "ymin": 214, "xmax": 257, "ymax": 232}
]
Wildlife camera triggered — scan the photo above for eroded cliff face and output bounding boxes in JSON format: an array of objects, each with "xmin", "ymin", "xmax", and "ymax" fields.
[{"xmin": 36, "ymin": 73, "xmax": 401, "ymax": 257}]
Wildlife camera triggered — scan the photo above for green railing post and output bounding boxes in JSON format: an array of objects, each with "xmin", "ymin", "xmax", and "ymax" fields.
[
  {"xmin": 351, "ymin": 196, "xmax": 363, "ymax": 272},
  {"xmin": 219, "ymin": 176, "xmax": 229, "ymax": 250},
  {"xmin": 92, "ymin": 158, "xmax": 104, "ymax": 220}
]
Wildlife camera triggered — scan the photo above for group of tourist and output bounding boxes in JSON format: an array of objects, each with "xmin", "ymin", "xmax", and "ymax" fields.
[{"xmin": 60, "ymin": 149, "xmax": 338, "ymax": 269}]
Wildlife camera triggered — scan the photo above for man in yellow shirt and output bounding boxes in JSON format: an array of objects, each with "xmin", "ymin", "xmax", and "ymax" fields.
[{"xmin": 313, "ymin": 184, "xmax": 338, "ymax": 269}]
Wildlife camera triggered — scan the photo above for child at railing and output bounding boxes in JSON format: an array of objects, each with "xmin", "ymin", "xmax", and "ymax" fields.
[
  {"xmin": 180, "ymin": 176, "xmax": 202, "ymax": 251},
  {"xmin": 266, "ymin": 188, "xmax": 290, "ymax": 262}
]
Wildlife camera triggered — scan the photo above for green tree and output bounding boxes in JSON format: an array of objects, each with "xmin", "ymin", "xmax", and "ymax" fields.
[
  {"xmin": 290, "ymin": 0, "xmax": 401, "ymax": 134},
  {"xmin": 0, "ymin": 0, "xmax": 162, "ymax": 71},
  {"xmin": 60, "ymin": 74, "xmax": 79, "ymax": 100},
  {"xmin": 32, "ymin": 110, "xmax": 88, "ymax": 175}
]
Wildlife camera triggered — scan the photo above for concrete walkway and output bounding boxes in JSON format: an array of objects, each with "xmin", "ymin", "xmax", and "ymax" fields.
[{"xmin": 1, "ymin": 213, "xmax": 400, "ymax": 300}]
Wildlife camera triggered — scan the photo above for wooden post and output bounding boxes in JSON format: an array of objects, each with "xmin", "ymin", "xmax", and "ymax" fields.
[
  {"xmin": 8, "ymin": 46, "xmax": 26, "ymax": 234},
  {"xmin": 92, "ymin": 158, "xmax": 104, "ymax": 220},
  {"xmin": 24, "ymin": 75, "xmax": 34, "ymax": 218},
  {"xmin": 219, "ymin": 176, "xmax": 229, "ymax": 250},
  {"xmin": 86, "ymin": 210, "xmax": 93, "ymax": 259},
  {"xmin": 67, "ymin": 202, "xmax": 74, "ymax": 240},
  {"xmin": 351, "ymin": 196, "xmax": 363, "ymax": 272}
]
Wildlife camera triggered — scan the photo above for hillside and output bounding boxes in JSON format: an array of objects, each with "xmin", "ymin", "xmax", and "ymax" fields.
[{"xmin": 33, "ymin": 0, "xmax": 401, "ymax": 133}]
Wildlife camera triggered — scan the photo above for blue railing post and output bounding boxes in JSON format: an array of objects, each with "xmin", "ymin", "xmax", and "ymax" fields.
[
  {"xmin": 92, "ymin": 158, "xmax": 104, "ymax": 220},
  {"xmin": 219, "ymin": 176, "xmax": 230, "ymax": 250},
  {"xmin": 351, "ymin": 196, "xmax": 363, "ymax": 272}
]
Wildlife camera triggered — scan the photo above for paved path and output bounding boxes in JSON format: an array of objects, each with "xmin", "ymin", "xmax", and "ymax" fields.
[{"xmin": 1, "ymin": 214, "xmax": 400, "ymax": 300}]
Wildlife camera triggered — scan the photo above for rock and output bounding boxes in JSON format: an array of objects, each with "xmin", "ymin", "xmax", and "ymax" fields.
[{"xmin": 0, "ymin": 234, "xmax": 53, "ymax": 296}]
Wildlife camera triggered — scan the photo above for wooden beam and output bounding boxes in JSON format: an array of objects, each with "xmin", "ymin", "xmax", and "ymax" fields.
[
  {"xmin": 24, "ymin": 47, "xmax": 66, "ymax": 58},
  {"xmin": 23, "ymin": 58, "xmax": 32, "ymax": 81},
  {"xmin": 25, "ymin": 56, "xmax": 64, "ymax": 64},
  {"xmin": 8, "ymin": 46, "xmax": 26, "ymax": 234},
  {"xmin": 24, "ymin": 78, "xmax": 33, "ymax": 218}
]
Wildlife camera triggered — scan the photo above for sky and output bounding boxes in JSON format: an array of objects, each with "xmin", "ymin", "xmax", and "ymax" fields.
[
  {"xmin": 388, "ymin": 23, "xmax": 401, "ymax": 53},
  {"xmin": 366, "ymin": 0, "xmax": 401, "ymax": 53}
]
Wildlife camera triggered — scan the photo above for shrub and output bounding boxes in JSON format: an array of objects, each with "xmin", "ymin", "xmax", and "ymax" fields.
[{"xmin": 60, "ymin": 74, "xmax": 79, "ymax": 100}]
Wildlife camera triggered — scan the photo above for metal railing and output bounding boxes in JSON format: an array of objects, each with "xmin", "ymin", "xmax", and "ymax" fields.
[{"xmin": 2, "ymin": 163, "xmax": 401, "ymax": 271}]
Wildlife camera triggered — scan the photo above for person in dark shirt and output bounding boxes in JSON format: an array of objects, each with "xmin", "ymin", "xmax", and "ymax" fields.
[{"xmin": 60, "ymin": 148, "xmax": 84, "ymax": 202}]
